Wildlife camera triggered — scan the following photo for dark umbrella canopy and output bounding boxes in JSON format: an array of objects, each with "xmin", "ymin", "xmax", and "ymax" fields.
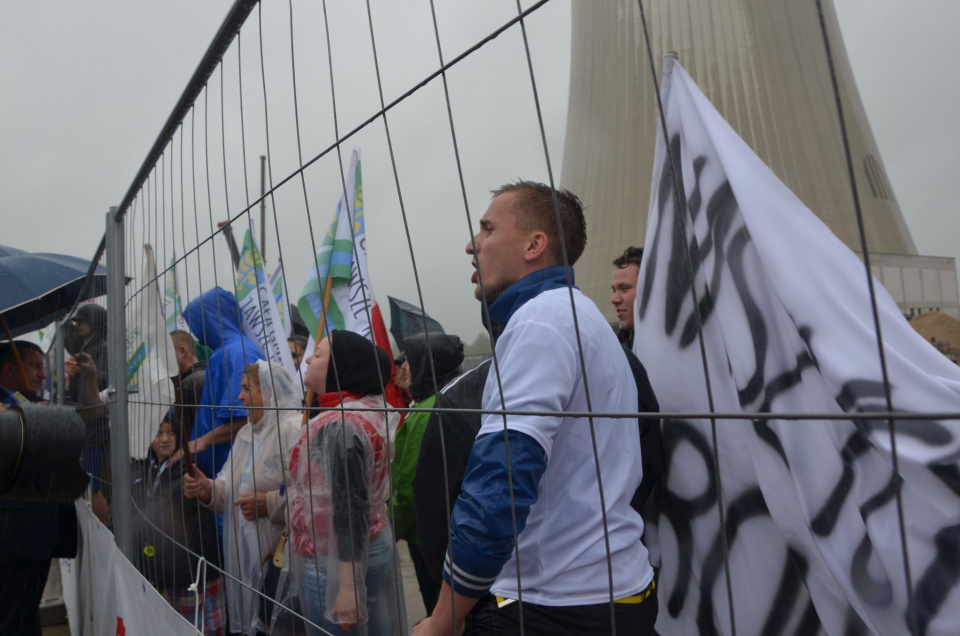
[
  {"xmin": 387, "ymin": 296, "xmax": 445, "ymax": 347},
  {"xmin": 0, "ymin": 245, "xmax": 108, "ymax": 340}
]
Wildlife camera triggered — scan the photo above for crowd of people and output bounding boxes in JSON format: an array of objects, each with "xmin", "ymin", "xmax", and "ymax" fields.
[{"xmin": 1, "ymin": 180, "xmax": 663, "ymax": 636}]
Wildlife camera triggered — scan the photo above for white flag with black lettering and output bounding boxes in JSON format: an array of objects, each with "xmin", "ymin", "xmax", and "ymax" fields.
[
  {"xmin": 635, "ymin": 56, "xmax": 960, "ymax": 636},
  {"xmin": 235, "ymin": 225, "xmax": 297, "ymax": 376}
]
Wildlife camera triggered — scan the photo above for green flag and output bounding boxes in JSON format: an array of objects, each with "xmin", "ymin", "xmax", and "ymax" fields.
[{"xmin": 298, "ymin": 147, "xmax": 367, "ymax": 340}]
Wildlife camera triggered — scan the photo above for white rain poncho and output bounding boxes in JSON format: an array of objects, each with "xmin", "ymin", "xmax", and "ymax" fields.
[{"xmin": 205, "ymin": 361, "xmax": 303, "ymax": 634}]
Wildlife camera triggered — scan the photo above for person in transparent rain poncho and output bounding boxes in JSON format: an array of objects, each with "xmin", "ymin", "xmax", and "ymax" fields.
[
  {"xmin": 183, "ymin": 361, "xmax": 302, "ymax": 634},
  {"xmin": 289, "ymin": 330, "xmax": 405, "ymax": 635}
]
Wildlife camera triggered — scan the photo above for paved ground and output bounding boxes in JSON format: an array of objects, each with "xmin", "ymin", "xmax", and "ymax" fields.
[
  {"xmin": 398, "ymin": 539, "xmax": 428, "ymax": 632},
  {"xmin": 40, "ymin": 560, "xmax": 69, "ymax": 636}
]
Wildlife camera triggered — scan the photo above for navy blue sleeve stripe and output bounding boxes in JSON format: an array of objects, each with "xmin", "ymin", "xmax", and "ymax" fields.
[{"xmin": 443, "ymin": 429, "xmax": 548, "ymax": 597}]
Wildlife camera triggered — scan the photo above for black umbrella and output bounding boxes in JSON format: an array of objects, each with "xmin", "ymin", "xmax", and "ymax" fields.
[
  {"xmin": 0, "ymin": 245, "xmax": 108, "ymax": 341},
  {"xmin": 387, "ymin": 296, "xmax": 445, "ymax": 347}
]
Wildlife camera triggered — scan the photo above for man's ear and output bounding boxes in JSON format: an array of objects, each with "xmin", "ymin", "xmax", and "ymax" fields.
[{"xmin": 523, "ymin": 230, "xmax": 550, "ymax": 263}]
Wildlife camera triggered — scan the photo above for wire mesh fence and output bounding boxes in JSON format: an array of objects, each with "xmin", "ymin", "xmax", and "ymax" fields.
[{"xmin": 17, "ymin": 1, "xmax": 960, "ymax": 635}]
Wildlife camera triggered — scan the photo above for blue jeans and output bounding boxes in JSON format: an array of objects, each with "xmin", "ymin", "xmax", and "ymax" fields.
[{"xmin": 300, "ymin": 528, "xmax": 404, "ymax": 636}]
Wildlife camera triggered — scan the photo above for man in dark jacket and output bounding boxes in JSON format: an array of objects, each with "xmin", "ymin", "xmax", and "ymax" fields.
[
  {"xmin": 66, "ymin": 303, "xmax": 111, "ymax": 519},
  {"xmin": 67, "ymin": 303, "xmax": 109, "ymax": 394},
  {"xmin": 0, "ymin": 342, "xmax": 79, "ymax": 636},
  {"xmin": 611, "ymin": 246, "xmax": 664, "ymax": 560},
  {"xmin": 392, "ymin": 332, "xmax": 464, "ymax": 614},
  {"xmin": 170, "ymin": 329, "xmax": 206, "ymax": 440},
  {"xmin": 413, "ymin": 357, "xmax": 492, "ymax": 629}
]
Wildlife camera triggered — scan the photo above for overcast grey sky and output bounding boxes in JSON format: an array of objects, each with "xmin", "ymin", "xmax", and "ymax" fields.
[
  {"xmin": 2, "ymin": 1, "xmax": 957, "ymax": 346},
  {"xmin": 835, "ymin": 0, "xmax": 960, "ymax": 267}
]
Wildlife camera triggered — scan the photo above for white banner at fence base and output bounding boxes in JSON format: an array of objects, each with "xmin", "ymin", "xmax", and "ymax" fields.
[{"xmin": 60, "ymin": 500, "xmax": 198, "ymax": 636}]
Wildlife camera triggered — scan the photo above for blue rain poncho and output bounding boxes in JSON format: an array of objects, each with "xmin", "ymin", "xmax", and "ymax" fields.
[{"xmin": 184, "ymin": 287, "xmax": 264, "ymax": 478}]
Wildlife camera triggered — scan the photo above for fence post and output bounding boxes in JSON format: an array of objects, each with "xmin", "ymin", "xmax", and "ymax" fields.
[{"xmin": 106, "ymin": 206, "xmax": 132, "ymax": 559}]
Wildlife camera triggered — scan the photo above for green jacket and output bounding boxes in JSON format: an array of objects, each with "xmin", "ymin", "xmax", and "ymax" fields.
[{"xmin": 391, "ymin": 394, "xmax": 436, "ymax": 544}]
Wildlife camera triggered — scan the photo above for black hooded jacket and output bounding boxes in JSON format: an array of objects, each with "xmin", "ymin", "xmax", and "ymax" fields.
[
  {"xmin": 67, "ymin": 304, "xmax": 110, "ymax": 447},
  {"xmin": 71, "ymin": 303, "xmax": 109, "ymax": 390},
  {"xmin": 130, "ymin": 415, "xmax": 222, "ymax": 591},
  {"xmin": 413, "ymin": 358, "xmax": 491, "ymax": 582},
  {"xmin": 401, "ymin": 333, "xmax": 465, "ymax": 402}
]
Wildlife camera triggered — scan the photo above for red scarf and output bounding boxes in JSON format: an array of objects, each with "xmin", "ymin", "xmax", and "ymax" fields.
[{"xmin": 316, "ymin": 390, "xmax": 368, "ymax": 409}]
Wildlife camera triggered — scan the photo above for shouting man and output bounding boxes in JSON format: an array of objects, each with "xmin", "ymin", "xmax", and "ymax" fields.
[{"xmin": 414, "ymin": 182, "xmax": 657, "ymax": 635}]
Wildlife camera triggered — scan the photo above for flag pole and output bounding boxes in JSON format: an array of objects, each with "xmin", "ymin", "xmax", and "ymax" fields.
[
  {"xmin": 259, "ymin": 155, "xmax": 267, "ymax": 263},
  {"xmin": 0, "ymin": 314, "xmax": 33, "ymax": 391},
  {"xmin": 302, "ymin": 277, "xmax": 334, "ymax": 427}
]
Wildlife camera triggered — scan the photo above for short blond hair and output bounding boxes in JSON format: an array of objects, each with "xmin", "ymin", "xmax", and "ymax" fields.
[{"xmin": 492, "ymin": 180, "xmax": 587, "ymax": 266}]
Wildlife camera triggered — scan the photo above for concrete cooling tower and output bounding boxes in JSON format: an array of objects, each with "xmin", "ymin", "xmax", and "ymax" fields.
[{"xmin": 561, "ymin": 0, "xmax": 919, "ymax": 322}]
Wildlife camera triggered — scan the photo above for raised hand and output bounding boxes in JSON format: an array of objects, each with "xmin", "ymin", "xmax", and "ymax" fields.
[{"xmin": 182, "ymin": 464, "xmax": 211, "ymax": 504}]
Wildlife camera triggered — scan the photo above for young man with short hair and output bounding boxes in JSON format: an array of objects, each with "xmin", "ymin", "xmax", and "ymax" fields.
[
  {"xmin": 414, "ymin": 182, "xmax": 657, "ymax": 636},
  {"xmin": 611, "ymin": 246, "xmax": 644, "ymax": 349},
  {"xmin": 170, "ymin": 329, "xmax": 206, "ymax": 439}
]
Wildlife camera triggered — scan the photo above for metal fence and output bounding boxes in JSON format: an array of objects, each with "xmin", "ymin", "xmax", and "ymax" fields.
[{"xmin": 39, "ymin": 1, "xmax": 960, "ymax": 635}]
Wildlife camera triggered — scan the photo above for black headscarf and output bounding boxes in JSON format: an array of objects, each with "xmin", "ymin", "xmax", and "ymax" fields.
[
  {"xmin": 402, "ymin": 333, "xmax": 464, "ymax": 402},
  {"xmin": 326, "ymin": 330, "xmax": 392, "ymax": 396}
]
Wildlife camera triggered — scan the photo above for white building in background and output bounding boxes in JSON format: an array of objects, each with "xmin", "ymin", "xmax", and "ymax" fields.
[
  {"xmin": 868, "ymin": 253, "xmax": 960, "ymax": 320},
  {"xmin": 559, "ymin": 0, "xmax": 959, "ymax": 321}
]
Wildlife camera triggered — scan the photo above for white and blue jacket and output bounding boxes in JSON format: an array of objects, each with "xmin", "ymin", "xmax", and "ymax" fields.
[{"xmin": 443, "ymin": 266, "xmax": 654, "ymax": 606}]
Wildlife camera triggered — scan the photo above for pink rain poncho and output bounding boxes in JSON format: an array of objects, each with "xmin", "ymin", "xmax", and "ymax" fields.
[{"xmin": 287, "ymin": 330, "xmax": 404, "ymax": 635}]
